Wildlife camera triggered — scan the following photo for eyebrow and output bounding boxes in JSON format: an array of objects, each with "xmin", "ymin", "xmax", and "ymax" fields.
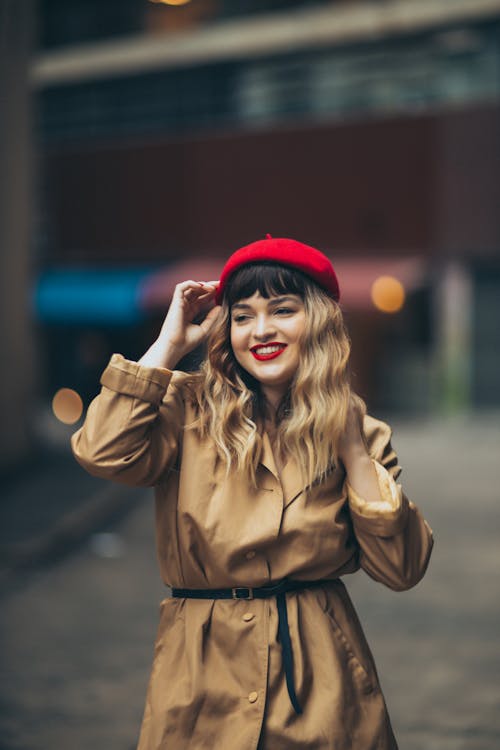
[{"xmin": 232, "ymin": 295, "xmax": 300, "ymax": 311}]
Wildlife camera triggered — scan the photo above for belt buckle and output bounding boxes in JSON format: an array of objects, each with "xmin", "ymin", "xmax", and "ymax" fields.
[{"xmin": 232, "ymin": 586, "xmax": 254, "ymax": 600}]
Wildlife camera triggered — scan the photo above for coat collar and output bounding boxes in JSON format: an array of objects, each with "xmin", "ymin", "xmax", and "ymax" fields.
[
  {"xmin": 259, "ymin": 431, "xmax": 280, "ymax": 479},
  {"xmin": 259, "ymin": 431, "xmax": 339, "ymax": 508},
  {"xmin": 259, "ymin": 431, "xmax": 308, "ymax": 508}
]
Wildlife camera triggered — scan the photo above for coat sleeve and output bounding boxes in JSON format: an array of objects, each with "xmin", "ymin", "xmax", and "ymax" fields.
[
  {"xmin": 71, "ymin": 353, "xmax": 186, "ymax": 487},
  {"xmin": 346, "ymin": 415, "xmax": 434, "ymax": 592}
]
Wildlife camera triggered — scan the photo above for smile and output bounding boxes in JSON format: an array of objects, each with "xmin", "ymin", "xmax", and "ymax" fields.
[{"xmin": 250, "ymin": 344, "xmax": 287, "ymax": 361}]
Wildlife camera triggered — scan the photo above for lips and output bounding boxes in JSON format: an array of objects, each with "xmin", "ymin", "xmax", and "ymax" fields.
[{"xmin": 250, "ymin": 343, "xmax": 287, "ymax": 361}]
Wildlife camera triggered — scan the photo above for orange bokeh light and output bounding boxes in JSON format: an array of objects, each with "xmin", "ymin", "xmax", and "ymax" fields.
[
  {"xmin": 371, "ymin": 275, "xmax": 406, "ymax": 313},
  {"xmin": 149, "ymin": 0, "xmax": 192, "ymax": 6},
  {"xmin": 52, "ymin": 388, "xmax": 83, "ymax": 425}
]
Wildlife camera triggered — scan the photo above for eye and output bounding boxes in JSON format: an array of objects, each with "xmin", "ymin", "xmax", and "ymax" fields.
[
  {"xmin": 275, "ymin": 307, "xmax": 294, "ymax": 315},
  {"xmin": 232, "ymin": 313, "xmax": 250, "ymax": 323}
]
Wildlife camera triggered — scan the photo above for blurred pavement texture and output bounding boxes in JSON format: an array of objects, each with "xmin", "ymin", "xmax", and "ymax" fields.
[
  {"xmin": 0, "ymin": 414, "xmax": 499, "ymax": 750},
  {"xmin": 0, "ymin": 452, "xmax": 139, "ymax": 589}
]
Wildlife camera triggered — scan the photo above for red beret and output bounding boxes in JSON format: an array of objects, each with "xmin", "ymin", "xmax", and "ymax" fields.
[{"xmin": 215, "ymin": 235, "xmax": 340, "ymax": 305}]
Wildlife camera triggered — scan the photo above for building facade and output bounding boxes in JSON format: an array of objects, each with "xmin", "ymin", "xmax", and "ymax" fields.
[{"xmin": 29, "ymin": 0, "xmax": 500, "ymax": 426}]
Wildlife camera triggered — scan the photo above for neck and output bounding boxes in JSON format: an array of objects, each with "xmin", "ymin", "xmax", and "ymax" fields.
[{"xmin": 260, "ymin": 387, "xmax": 290, "ymax": 426}]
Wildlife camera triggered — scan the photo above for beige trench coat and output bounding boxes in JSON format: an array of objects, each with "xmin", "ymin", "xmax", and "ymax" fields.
[{"xmin": 71, "ymin": 354, "xmax": 434, "ymax": 750}]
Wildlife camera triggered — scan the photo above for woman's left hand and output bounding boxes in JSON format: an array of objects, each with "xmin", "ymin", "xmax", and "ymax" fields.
[
  {"xmin": 337, "ymin": 397, "xmax": 368, "ymax": 468},
  {"xmin": 337, "ymin": 396, "xmax": 383, "ymax": 504}
]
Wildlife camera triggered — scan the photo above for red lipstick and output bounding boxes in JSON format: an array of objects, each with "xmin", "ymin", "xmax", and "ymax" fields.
[{"xmin": 250, "ymin": 343, "xmax": 287, "ymax": 361}]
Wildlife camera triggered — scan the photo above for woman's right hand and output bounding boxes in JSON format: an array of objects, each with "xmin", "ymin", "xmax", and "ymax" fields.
[{"xmin": 139, "ymin": 280, "xmax": 221, "ymax": 369}]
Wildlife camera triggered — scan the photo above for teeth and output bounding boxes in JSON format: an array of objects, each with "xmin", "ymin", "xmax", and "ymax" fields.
[{"xmin": 253, "ymin": 345, "xmax": 284, "ymax": 355}]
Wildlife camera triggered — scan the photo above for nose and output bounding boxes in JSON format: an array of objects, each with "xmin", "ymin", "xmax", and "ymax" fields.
[{"xmin": 252, "ymin": 313, "xmax": 276, "ymax": 340}]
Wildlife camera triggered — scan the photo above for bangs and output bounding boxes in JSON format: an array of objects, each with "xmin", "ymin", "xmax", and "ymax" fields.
[{"xmin": 224, "ymin": 263, "xmax": 308, "ymax": 307}]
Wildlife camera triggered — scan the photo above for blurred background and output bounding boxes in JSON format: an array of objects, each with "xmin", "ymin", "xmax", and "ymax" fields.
[{"xmin": 1, "ymin": 1, "xmax": 499, "ymax": 749}]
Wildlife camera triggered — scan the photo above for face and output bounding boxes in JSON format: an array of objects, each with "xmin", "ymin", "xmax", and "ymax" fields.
[{"xmin": 230, "ymin": 292, "xmax": 306, "ymax": 406}]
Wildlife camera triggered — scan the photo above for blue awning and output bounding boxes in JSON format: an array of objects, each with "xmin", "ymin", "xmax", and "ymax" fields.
[{"xmin": 34, "ymin": 267, "xmax": 157, "ymax": 325}]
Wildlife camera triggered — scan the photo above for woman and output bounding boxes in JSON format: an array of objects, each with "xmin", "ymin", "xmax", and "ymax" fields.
[{"xmin": 72, "ymin": 236, "xmax": 434, "ymax": 750}]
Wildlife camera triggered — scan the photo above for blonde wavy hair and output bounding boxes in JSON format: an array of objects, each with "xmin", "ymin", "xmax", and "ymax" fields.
[{"xmin": 188, "ymin": 263, "xmax": 365, "ymax": 489}]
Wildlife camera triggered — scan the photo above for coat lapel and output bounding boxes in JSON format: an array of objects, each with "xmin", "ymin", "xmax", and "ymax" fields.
[
  {"xmin": 259, "ymin": 431, "xmax": 280, "ymax": 480},
  {"xmin": 259, "ymin": 432, "xmax": 304, "ymax": 505},
  {"xmin": 281, "ymin": 455, "xmax": 308, "ymax": 509},
  {"xmin": 260, "ymin": 432, "xmax": 336, "ymax": 508},
  {"xmin": 282, "ymin": 456, "xmax": 339, "ymax": 509}
]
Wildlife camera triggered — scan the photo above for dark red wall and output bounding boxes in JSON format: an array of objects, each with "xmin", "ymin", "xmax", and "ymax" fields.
[
  {"xmin": 45, "ymin": 103, "xmax": 500, "ymax": 265},
  {"xmin": 434, "ymin": 105, "xmax": 500, "ymax": 257}
]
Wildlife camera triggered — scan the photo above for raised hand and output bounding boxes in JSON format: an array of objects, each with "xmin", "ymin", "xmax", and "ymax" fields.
[
  {"xmin": 139, "ymin": 280, "xmax": 221, "ymax": 369},
  {"xmin": 336, "ymin": 395, "xmax": 368, "ymax": 468}
]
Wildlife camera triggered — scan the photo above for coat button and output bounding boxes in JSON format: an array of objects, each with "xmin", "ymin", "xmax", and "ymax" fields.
[
  {"xmin": 245, "ymin": 550, "xmax": 256, "ymax": 560},
  {"xmin": 248, "ymin": 691, "xmax": 258, "ymax": 703},
  {"xmin": 242, "ymin": 612, "xmax": 254, "ymax": 622}
]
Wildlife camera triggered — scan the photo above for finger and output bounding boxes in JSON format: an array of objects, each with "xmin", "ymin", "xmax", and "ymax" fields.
[
  {"xmin": 199, "ymin": 305, "xmax": 222, "ymax": 334},
  {"xmin": 182, "ymin": 283, "xmax": 210, "ymax": 302},
  {"xmin": 194, "ymin": 281, "xmax": 219, "ymax": 295},
  {"xmin": 171, "ymin": 282, "xmax": 201, "ymax": 306},
  {"xmin": 181, "ymin": 279, "xmax": 219, "ymax": 289},
  {"xmin": 188, "ymin": 281, "xmax": 220, "ymax": 302},
  {"xmin": 174, "ymin": 280, "xmax": 204, "ymax": 293},
  {"xmin": 196, "ymin": 287, "xmax": 218, "ymax": 302}
]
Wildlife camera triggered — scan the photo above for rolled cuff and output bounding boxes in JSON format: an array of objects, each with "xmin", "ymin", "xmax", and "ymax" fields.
[
  {"xmin": 347, "ymin": 460, "xmax": 409, "ymax": 537},
  {"xmin": 100, "ymin": 353, "xmax": 173, "ymax": 405}
]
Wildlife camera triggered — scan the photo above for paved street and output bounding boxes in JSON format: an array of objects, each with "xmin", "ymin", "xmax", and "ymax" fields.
[{"xmin": 0, "ymin": 414, "xmax": 499, "ymax": 750}]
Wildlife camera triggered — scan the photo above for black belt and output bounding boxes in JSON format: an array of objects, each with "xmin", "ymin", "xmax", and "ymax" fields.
[{"xmin": 171, "ymin": 577, "xmax": 335, "ymax": 715}]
